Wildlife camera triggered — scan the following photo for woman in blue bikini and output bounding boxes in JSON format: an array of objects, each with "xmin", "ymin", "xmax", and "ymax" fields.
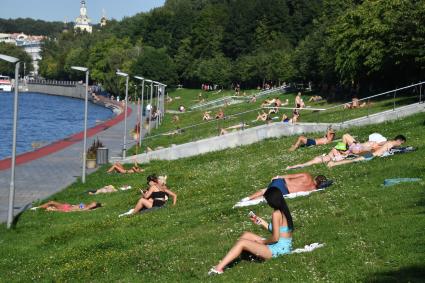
[{"xmin": 209, "ymin": 187, "xmax": 293, "ymax": 275}]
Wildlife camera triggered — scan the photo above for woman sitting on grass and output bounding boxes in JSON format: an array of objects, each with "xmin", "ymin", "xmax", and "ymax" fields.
[
  {"xmin": 107, "ymin": 162, "xmax": 143, "ymax": 174},
  {"xmin": 209, "ymin": 187, "xmax": 293, "ymax": 275},
  {"xmin": 130, "ymin": 174, "xmax": 177, "ymax": 214},
  {"xmin": 32, "ymin": 201, "xmax": 101, "ymax": 212}
]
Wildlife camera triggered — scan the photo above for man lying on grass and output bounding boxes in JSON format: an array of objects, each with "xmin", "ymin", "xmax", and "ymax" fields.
[
  {"xmin": 289, "ymin": 127, "xmax": 336, "ymax": 151},
  {"xmin": 245, "ymin": 173, "xmax": 329, "ymax": 201},
  {"xmin": 327, "ymin": 135, "xmax": 407, "ymax": 168}
]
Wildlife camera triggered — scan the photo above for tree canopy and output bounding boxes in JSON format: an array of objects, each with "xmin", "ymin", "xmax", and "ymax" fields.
[{"xmin": 19, "ymin": 0, "xmax": 425, "ymax": 96}]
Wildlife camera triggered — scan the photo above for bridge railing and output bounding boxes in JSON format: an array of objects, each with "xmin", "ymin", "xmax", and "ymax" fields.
[{"xmin": 26, "ymin": 79, "xmax": 79, "ymax": 87}]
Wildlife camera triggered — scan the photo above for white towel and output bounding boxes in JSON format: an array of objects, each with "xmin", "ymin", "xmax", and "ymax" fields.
[
  {"xmin": 118, "ymin": 208, "xmax": 134, "ymax": 217},
  {"xmin": 119, "ymin": 185, "xmax": 132, "ymax": 191},
  {"xmin": 292, "ymin": 243, "xmax": 325, "ymax": 254},
  {"xmin": 233, "ymin": 189, "xmax": 324, "ymax": 208}
]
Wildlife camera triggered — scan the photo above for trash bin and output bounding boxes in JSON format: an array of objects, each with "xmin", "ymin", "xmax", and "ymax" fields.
[{"xmin": 96, "ymin": 147, "xmax": 109, "ymax": 165}]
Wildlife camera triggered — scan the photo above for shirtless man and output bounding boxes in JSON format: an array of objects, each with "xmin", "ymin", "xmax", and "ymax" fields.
[
  {"xmin": 328, "ymin": 135, "xmax": 406, "ymax": 167},
  {"xmin": 247, "ymin": 173, "xmax": 328, "ymax": 200},
  {"xmin": 295, "ymin": 92, "xmax": 305, "ymax": 108},
  {"xmin": 289, "ymin": 128, "xmax": 336, "ymax": 151}
]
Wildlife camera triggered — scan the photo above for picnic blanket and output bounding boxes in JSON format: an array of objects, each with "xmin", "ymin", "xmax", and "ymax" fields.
[
  {"xmin": 383, "ymin": 178, "xmax": 422, "ymax": 187},
  {"xmin": 233, "ymin": 189, "xmax": 326, "ymax": 208},
  {"xmin": 292, "ymin": 243, "xmax": 325, "ymax": 254}
]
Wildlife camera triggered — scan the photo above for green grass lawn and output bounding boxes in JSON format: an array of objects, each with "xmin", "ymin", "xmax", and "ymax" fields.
[
  {"xmin": 1, "ymin": 113, "xmax": 424, "ymax": 282},
  {"xmin": 128, "ymin": 88, "xmax": 420, "ymax": 154}
]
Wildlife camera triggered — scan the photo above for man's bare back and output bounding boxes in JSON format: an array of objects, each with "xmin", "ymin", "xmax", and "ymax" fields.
[{"xmin": 283, "ymin": 173, "xmax": 317, "ymax": 193}]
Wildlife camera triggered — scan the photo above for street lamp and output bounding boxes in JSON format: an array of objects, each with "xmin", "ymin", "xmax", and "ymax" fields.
[
  {"xmin": 71, "ymin": 66, "xmax": 89, "ymax": 184},
  {"xmin": 134, "ymin": 76, "xmax": 145, "ymax": 147},
  {"xmin": 116, "ymin": 70, "xmax": 129, "ymax": 158},
  {"xmin": 0, "ymin": 54, "xmax": 20, "ymax": 229},
  {"xmin": 145, "ymin": 79, "xmax": 153, "ymax": 134},
  {"xmin": 157, "ymin": 83, "xmax": 167, "ymax": 125},
  {"xmin": 151, "ymin": 81, "xmax": 160, "ymax": 129}
]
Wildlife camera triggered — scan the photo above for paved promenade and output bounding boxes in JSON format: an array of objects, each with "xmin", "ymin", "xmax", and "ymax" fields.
[{"xmin": 0, "ymin": 103, "xmax": 139, "ymax": 223}]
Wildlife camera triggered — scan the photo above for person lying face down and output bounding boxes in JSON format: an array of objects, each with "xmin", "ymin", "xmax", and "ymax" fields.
[
  {"xmin": 246, "ymin": 173, "xmax": 329, "ymax": 201},
  {"xmin": 327, "ymin": 135, "xmax": 407, "ymax": 168},
  {"xmin": 289, "ymin": 128, "xmax": 336, "ymax": 151},
  {"xmin": 33, "ymin": 201, "xmax": 101, "ymax": 212}
]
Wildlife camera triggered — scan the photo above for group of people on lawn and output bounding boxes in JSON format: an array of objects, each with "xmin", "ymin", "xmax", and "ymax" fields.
[{"xmin": 33, "ymin": 92, "xmax": 409, "ymax": 276}]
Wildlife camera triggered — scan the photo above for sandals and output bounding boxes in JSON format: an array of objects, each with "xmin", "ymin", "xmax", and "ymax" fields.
[{"xmin": 208, "ymin": 267, "xmax": 223, "ymax": 275}]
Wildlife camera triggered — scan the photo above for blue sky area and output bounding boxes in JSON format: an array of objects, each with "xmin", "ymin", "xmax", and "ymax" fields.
[{"xmin": 0, "ymin": 0, "xmax": 165, "ymax": 23}]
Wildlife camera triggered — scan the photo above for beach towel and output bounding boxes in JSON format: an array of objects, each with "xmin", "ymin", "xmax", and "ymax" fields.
[
  {"xmin": 383, "ymin": 178, "xmax": 422, "ymax": 187},
  {"xmin": 118, "ymin": 206, "xmax": 163, "ymax": 217},
  {"xmin": 292, "ymin": 243, "xmax": 325, "ymax": 254},
  {"xmin": 233, "ymin": 189, "xmax": 326, "ymax": 208}
]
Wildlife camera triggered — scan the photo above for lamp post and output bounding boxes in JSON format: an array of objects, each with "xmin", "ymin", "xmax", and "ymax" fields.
[
  {"xmin": 71, "ymin": 66, "xmax": 89, "ymax": 184},
  {"xmin": 146, "ymin": 79, "xmax": 153, "ymax": 134},
  {"xmin": 134, "ymin": 76, "xmax": 145, "ymax": 147},
  {"xmin": 153, "ymin": 82, "xmax": 160, "ymax": 129},
  {"xmin": 0, "ymin": 54, "xmax": 20, "ymax": 229},
  {"xmin": 116, "ymin": 71, "xmax": 129, "ymax": 158}
]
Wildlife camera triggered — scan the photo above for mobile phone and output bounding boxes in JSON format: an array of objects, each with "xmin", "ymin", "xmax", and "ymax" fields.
[{"xmin": 248, "ymin": 211, "xmax": 261, "ymax": 225}]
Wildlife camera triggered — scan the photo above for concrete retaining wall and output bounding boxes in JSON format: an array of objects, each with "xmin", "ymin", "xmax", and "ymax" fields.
[
  {"xmin": 27, "ymin": 83, "xmax": 87, "ymax": 100},
  {"xmin": 123, "ymin": 102, "xmax": 425, "ymax": 164}
]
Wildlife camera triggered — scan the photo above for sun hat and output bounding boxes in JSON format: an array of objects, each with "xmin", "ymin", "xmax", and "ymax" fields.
[{"xmin": 334, "ymin": 142, "xmax": 347, "ymax": 151}]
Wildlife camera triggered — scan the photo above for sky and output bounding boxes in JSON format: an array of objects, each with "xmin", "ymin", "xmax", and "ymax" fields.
[{"xmin": 0, "ymin": 0, "xmax": 166, "ymax": 23}]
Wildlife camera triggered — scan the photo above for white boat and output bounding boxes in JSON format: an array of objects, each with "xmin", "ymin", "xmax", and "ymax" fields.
[{"xmin": 0, "ymin": 75, "xmax": 12, "ymax": 92}]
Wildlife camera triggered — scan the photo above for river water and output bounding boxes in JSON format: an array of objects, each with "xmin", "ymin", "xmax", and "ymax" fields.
[{"xmin": 0, "ymin": 92, "xmax": 114, "ymax": 160}]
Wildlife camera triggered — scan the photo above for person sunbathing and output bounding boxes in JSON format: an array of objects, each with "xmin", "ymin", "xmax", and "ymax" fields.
[
  {"xmin": 342, "ymin": 133, "xmax": 385, "ymax": 154},
  {"xmin": 289, "ymin": 128, "xmax": 336, "ymax": 151},
  {"xmin": 208, "ymin": 187, "xmax": 293, "ymax": 275},
  {"xmin": 246, "ymin": 173, "xmax": 328, "ymax": 201},
  {"xmin": 215, "ymin": 109, "xmax": 225, "ymax": 119},
  {"xmin": 308, "ymin": 95, "xmax": 323, "ymax": 102},
  {"xmin": 256, "ymin": 111, "xmax": 269, "ymax": 122},
  {"xmin": 281, "ymin": 109, "xmax": 300, "ymax": 124},
  {"xmin": 32, "ymin": 201, "xmax": 101, "ymax": 212},
  {"xmin": 130, "ymin": 174, "xmax": 177, "ymax": 214},
  {"xmin": 328, "ymin": 135, "xmax": 406, "ymax": 167},
  {"xmin": 88, "ymin": 185, "xmax": 117, "ymax": 195},
  {"xmin": 286, "ymin": 142, "xmax": 349, "ymax": 169},
  {"xmin": 203, "ymin": 111, "xmax": 212, "ymax": 121},
  {"xmin": 261, "ymin": 98, "xmax": 277, "ymax": 107},
  {"xmin": 295, "ymin": 92, "xmax": 305, "ymax": 108},
  {"xmin": 219, "ymin": 123, "xmax": 249, "ymax": 135},
  {"xmin": 344, "ymin": 97, "xmax": 368, "ymax": 109},
  {"xmin": 107, "ymin": 162, "xmax": 143, "ymax": 174},
  {"xmin": 172, "ymin": 114, "xmax": 180, "ymax": 124},
  {"xmin": 162, "ymin": 127, "xmax": 185, "ymax": 136}
]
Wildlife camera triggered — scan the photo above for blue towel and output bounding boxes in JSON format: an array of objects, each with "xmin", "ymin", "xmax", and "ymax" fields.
[{"xmin": 383, "ymin": 178, "xmax": 422, "ymax": 187}]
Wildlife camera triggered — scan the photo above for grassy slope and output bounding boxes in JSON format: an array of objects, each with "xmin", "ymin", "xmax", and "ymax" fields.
[
  {"xmin": 0, "ymin": 113, "xmax": 424, "ymax": 282},
  {"xmin": 130, "ymin": 88, "xmax": 419, "ymax": 152}
]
